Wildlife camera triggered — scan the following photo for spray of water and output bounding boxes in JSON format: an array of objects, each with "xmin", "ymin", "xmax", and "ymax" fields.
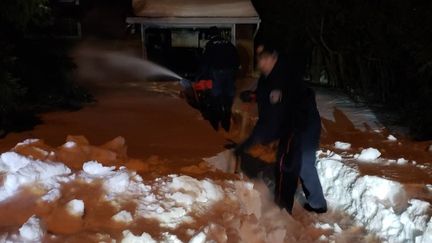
[
  {"xmin": 104, "ymin": 52, "xmax": 183, "ymax": 80},
  {"xmin": 74, "ymin": 48, "xmax": 183, "ymax": 88}
]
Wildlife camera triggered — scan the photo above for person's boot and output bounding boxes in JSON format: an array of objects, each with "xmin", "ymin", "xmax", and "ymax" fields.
[
  {"xmin": 303, "ymin": 203, "xmax": 328, "ymax": 214},
  {"xmin": 209, "ymin": 116, "xmax": 220, "ymax": 131}
]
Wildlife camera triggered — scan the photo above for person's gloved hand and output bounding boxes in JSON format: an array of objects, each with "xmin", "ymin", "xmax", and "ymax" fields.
[{"xmin": 240, "ymin": 90, "xmax": 256, "ymax": 103}]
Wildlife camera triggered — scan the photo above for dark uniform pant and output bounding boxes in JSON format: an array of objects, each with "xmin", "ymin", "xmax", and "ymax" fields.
[
  {"xmin": 210, "ymin": 68, "xmax": 236, "ymax": 131},
  {"xmin": 299, "ymin": 112, "xmax": 327, "ymax": 209},
  {"xmin": 275, "ymin": 110, "xmax": 326, "ymax": 213},
  {"xmin": 275, "ymin": 133, "xmax": 302, "ymax": 213}
]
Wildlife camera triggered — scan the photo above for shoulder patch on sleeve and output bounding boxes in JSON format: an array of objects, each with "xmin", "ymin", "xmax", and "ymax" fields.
[{"xmin": 269, "ymin": 89, "xmax": 283, "ymax": 104}]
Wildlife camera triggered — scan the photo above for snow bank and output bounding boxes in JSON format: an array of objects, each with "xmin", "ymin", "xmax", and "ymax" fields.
[
  {"xmin": 354, "ymin": 147, "xmax": 381, "ymax": 162},
  {"xmin": 317, "ymin": 151, "xmax": 431, "ymax": 242},
  {"xmin": 1, "ymin": 147, "xmax": 279, "ymax": 242}
]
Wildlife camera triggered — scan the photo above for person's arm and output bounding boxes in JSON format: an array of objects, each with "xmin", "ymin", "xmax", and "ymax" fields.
[{"xmin": 237, "ymin": 92, "xmax": 293, "ymax": 154}]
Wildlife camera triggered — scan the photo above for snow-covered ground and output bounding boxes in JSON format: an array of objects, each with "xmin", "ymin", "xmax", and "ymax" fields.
[{"xmin": 0, "ymin": 138, "xmax": 374, "ymax": 242}]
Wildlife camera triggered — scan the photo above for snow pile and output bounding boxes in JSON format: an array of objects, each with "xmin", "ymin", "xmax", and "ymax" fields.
[
  {"xmin": 79, "ymin": 161, "xmax": 151, "ymax": 201},
  {"xmin": 387, "ymin": 135, "xmax": 398, "ymax": 141},
  {"xmin": 135, "ymin": 175, "xmax": 224, "ymax": 228},
  {"xmin": 1, "ymin": 144, "xmax": 272, "ymax": 242},
  {"xmin": 334, "ymin": 141, "xmax": 351, "ymax": 150},
  {"xmin": 354, "ymin": 147, "xmax": 381, "ymax": 162},
  {"xmin": 317, "ymin": 151, "xmax": 432, "ymax": 242},
  {"xmin": 0, "ymin": 152, "xmax": 71, "ymax": 202}
]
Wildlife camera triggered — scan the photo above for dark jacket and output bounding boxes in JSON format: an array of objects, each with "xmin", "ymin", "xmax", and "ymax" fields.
[
  {"xmin": 202, "ymin": 36, "xmax": 239, "ymax": 70},
  {"xmin": 241, "ymin": 56, "xmax": 316, "ymax": 149}
]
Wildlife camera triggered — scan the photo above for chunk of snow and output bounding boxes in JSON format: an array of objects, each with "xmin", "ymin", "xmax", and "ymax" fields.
[
  {"xmin": 0, "ymin": 152, "xmax": 31, "ymax": 172},
  {"xmin": 137, "ymin": 205, "xmax": 190, "ymax": 229},
  {"xmin": 334, "ymin": 141, "xmax": 351, "ymax": 150},
  {"xmin": 318, "ymin": 235, "xmax": 328, "ymax": 241},
  {"xmin": 41, "ymin": 189, "xmax": 61, "ymax": 202},
  {"xmin": 334, "ymin": 223, "xmax": 342, "ymax": 233},
  {"xmin": 189, "ymin": 232, "xmax": 206, "ymax": 243},
  {"xmin": 355, "ymin": 148, "xmax": 381, "ymax": 161},
  {"xmin": 168, "ymin": 176, "xmax": 223, "ymax": 203},
  {"xmin": 329, "ymin": 153, "xmax": 342, "ymax": 161},
  {"xmin": 0, "ymin": 152, "xmax": 71, "ymax": 202},
  {"xmin": 121, "ymin": 230, "xmax": 156, "ymax": 243},
  {"xmin": 18, "ymin": 216, "xmax": 44, "ymax": 242},
  {"xmin": 314, "ymin": 223, "xmax": 333, "ymax": 230},
  {"xmin": 426, "ymin": 185, "xmax": 432, "ymax": 192},
  {"xmin": 400, "ymin": 200, "xmax": 430, "ymax": 240},
  {"xmin": 234, "ymin": 181, "xmax": 262, "ymax": 218},
  {"xmin": 63, "ymin": 141, "xmax": 77, "ymax": 148},
  {"xmin": 397, "ymin": 158, "xmax": 409, "ymax": 165},
  {"xmin": 419, "ymin": 218, "xmax": 432, "ymax": 243},
  {"xmin": 387, "ymin": 135, "xmax": 397, "ymax": 141},
  {"xmin": 66, "ymin": 199, "xmax": 85, "ymax": 217},
  {"xmin": 15, "ymin": 139, "xmax": 40, "ymax": 147},
  {"xmin": 162, "ymin": 233, "xmax": 182, "ymax": 243},
  {"xmin": 82, "ymin": 161, "xmax": 115, "ymax": 175},
  {"xmin": 112, "ymin": 211, "xmax": 133, "ymax": 224}
]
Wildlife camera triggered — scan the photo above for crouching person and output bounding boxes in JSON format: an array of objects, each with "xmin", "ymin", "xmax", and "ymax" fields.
[{"xmin": 237, "ymin": 44, "xmax": 327, "ymax": 214}]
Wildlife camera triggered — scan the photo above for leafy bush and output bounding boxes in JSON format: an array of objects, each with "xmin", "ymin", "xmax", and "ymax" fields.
[{"xmin": 0, "ymin": 0, "xmax": 90, "ymax": 137}]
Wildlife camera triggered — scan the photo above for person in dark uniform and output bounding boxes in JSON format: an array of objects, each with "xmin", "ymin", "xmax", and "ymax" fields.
[
  {"xmin": 237, "ymin": 44, "xmax": 327, "ymax": 214},
  {"xmin": 200, "ymin": 27, "xmax": 239, "ymax": 132}
]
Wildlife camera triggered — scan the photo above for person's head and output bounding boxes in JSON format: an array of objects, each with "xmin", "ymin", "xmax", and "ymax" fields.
[
  {"xmin": 256, "ymin": 44, "xmax": 279, "ymax": 76},
  {"xmin": 208, "ymin": 26, "xmax": 221, "ymax": 38}
]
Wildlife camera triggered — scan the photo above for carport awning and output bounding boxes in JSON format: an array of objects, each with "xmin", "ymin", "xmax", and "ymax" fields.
[
  {"xmin": 126, "ymin": 16, "xmax": 260, "ymax": 27},
  {"xmin": 132, "ymin": 0, "xmax": 259, "ymax": 18}
]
